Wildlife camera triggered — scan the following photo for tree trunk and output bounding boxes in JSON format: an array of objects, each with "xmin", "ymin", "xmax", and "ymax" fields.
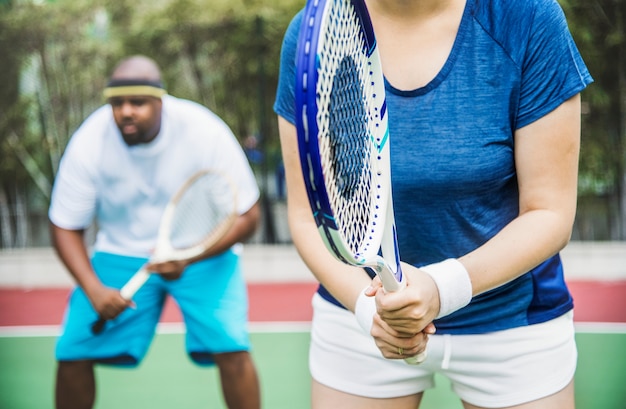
[{"xmin": 0, "ymin": 189, "xmax": 14, "ymax": 248}]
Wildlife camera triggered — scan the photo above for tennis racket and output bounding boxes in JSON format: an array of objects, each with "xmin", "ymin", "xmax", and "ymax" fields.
[
  {"xmin": 295, "ymin": 0, "xmax": 426, "ymax": 364},
  {"xmin": 91, "ymin": 169, "xmax": 238, "ymax": 335}
]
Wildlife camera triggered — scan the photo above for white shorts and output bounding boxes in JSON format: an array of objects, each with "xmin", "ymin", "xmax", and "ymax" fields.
[{"xmin": 309, "ymin": 293, "xmax": 577, "ymax": 408}]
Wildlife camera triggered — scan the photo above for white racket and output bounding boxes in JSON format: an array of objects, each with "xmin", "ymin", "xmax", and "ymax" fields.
[
  {"xmin": 295, "ymin": 0, "xmax": 426, "ymax": 364},
  {"xmin": 91, "ymin": 169, "xmax": 238, "ymax": 334}
]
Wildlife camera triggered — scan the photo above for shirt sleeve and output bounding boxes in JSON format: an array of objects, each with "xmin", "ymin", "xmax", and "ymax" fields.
[
  {"xmin": 273, "ymin": 10, "xmax": 304, "ymax": 125},
  {"xmin": 208, "ymin": 119, "xmax": 260, "ymax": 215},
  {"xmin": 515, "ymin": 0, "xmax": 593, "ymax": 129},
  {"xmin": 48, "ymin": 132, "xmax": 98, "ymax": 230}
]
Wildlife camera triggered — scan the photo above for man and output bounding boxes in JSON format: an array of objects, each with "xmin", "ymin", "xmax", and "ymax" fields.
[{"xmin": 49, "ymin": 55, "xmax": 261, "ymax": 409}]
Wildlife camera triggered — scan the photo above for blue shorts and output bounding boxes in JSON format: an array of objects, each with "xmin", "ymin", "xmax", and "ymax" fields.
[{"xmin": 56, "ymin": 251, "xmax": 251, "ymax": 367}]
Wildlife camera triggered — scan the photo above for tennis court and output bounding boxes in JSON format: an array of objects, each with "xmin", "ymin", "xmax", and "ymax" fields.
[
  {"xmin": 2, "ymin": 328, "xmax": 625, "ymax": 408},
  {"xmin": 1, "ymin": 244, "xmax": 625, "ymax": 408}
]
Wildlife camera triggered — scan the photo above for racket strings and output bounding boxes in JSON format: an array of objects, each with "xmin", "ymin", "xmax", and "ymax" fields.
[
  {"xmin": 330, "ymin": 57, "xmax": 369, "ymax": 199},
  {"xmin": 169, "ymin": 173, "xmax": 236, "ymax": 249},
  {"xmin": 317, "ymin": 0, "xmax": 383, "ymax": 259}
]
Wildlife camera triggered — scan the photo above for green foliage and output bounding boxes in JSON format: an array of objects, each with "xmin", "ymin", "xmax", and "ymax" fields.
[
  {"xmin": 0, "ymin": 0, "xmax": 304, "ymax": 246},
  {"xmin": 0, "ymin": 0, "xmax": 303, "ymax": 195},
  {"xmin": 1, "ymin": 0, "xmax": 625, "ymax": 241},
  {"xmin": 560, "ymin": 0, "xmax": 625, "ymax": 197}
]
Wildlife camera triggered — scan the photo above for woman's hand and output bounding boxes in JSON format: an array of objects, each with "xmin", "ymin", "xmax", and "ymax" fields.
[{"xmin": 365, "ymin": 262, "xmax": 440, "ymax": 359}]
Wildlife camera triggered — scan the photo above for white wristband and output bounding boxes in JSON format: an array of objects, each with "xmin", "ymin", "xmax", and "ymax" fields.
[
  {"xmin": 421, "ymin": 259, "xmax": 472, "ymax": 319},
  {"xmin": 354, "ymin": 287, "xmax": 376, "ymax": 335}
]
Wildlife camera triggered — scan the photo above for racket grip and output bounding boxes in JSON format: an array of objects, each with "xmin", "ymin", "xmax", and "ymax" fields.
[
  {"xmin": 404, "ymin": 351, "xmax": 427, "ymax": 365},
  {"xmin": 374, "ymin": 258, "xmax": 405, "ymax": 292},
  {"xmin": 375, "ymin": 260, "xmax": 428, "ymax": 365},
  {"xmin": 119, "ymin": 267, "xmax": 150, "ymax": 300},
  {"xmin": 90, "ymin": 267, "xmax": 150, "ymax": 336},
  {"xmin": 91, "ymin": 317, "xmax": 107, "ymax": 335}
]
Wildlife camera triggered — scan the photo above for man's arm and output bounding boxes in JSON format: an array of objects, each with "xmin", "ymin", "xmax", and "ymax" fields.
[{"xmin": 50, "ymin": 223, "xmax": 132, "ymax": 319}]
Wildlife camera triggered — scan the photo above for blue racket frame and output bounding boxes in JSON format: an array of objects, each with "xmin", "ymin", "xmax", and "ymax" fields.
[{"xmin": 295, "ymin": 0, "xmax": 403, "ymax": 288}]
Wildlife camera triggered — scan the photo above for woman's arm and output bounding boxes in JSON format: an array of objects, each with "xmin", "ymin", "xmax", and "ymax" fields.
[
  {"xmin": 278, "ymin": 117, "xmax": 372, "ymax": 311},
  {"xmin": 278, "ymin": 116, "xmax": 434, "ymax": 360},
  {"xmin": 461, "ymin": 93, "xmax": 581, "ymax": 295}
]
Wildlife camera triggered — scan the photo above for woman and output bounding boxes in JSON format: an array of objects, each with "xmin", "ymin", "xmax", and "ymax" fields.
[{"xmin": 274, "ymin": 0, "xmax": 592, "ymax": 408}]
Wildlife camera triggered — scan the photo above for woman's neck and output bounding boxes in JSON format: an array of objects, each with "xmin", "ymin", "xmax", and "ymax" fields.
[
  {"xmin": 366, "ymin": 0, "xmax": 468, "ymax": 90},
  {"xmin": 367, "ymin": 0, "xmax": 463, "ymax": 22}
]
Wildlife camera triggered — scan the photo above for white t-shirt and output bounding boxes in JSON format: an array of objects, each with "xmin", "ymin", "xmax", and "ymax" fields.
[{"xmin": 49, "ymin": 95, "xmax": 260, "ymax": 257}]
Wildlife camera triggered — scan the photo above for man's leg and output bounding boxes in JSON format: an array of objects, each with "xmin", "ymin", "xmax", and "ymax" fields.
[
  {"xmin": 55, "ymin": 360, "xmax": 96, "ymax": 409},
  {"xmin": 213, "ymin": 351, "xmax": 261, "ymax": 409}
]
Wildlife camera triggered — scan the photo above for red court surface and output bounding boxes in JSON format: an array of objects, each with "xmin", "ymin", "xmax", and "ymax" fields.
[
  {"xmin": 0, "ymin": 280, "xmax": 625, "ymax": 327},
  {"xmin": 0, "ymin": 283, "xmax": 317, "ymax": 327}
]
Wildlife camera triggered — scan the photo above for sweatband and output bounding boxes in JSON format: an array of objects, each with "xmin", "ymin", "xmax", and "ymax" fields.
[
  {"xmin": 421, "ymin": 258, "xmax": 472, "ymax": 319},
  {"xmin": 103, "ymin": 79, "xmax": 167, "ymax": 99},
  {"xmin": 354, "ymin": 287, "xmax": 376, "ymax": 335}
]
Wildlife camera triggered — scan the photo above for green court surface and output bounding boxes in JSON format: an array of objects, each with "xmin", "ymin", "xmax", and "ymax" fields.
[{"xmin": 0, "ymin": 329, "xmax": 624, "ymax": 408}]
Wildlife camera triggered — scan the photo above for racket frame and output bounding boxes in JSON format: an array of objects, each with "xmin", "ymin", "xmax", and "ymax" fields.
[
  {"xmin": 295, "ymin": 0, "xmax": 403, "ymax": 291},
  {"xmin": 91, "ymin": 169, "xmax": 238, "ymax": 334}
]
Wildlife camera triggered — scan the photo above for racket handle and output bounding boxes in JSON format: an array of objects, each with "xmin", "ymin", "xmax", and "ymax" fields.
[
  {"xmin": 90, "ymin": 267, "xmax": 150, "ymax": 335},
  {"xmin": 119, "ymin": 267, "xmax": 150, "ymax": 300},
  {"xmin": 374, "ymin": 258, "xmax": 405, "ymax": 293},
  {"xmin": 91, "ymin": 317, "xmax": 107, "ymax": 335},
  {"xmin": 374, "ymin": 260, "xmax": 429, "ymax": 365},
  {"xmin": 404, "ymin": 351, "xmax": 427, "ymax": 365}
]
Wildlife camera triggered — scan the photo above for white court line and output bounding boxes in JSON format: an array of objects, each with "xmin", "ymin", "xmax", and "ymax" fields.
[
  {"xmin": 1, "ymin": 322, "xmax": 624, "ymax": 338},
  {"xmin": 0, "ymin": 322, "xmax": 313, "ymax": 338},
  {"xmin": 0, "ymin": 325, "xmax": 62, "ymax": 337},
  {"xmin": 574, "ymin": 322, "xmax": 626, "ymax": 334},
  {"xmin": 156, "ymin": 321, "xmax": 312, "ymax": 334}
]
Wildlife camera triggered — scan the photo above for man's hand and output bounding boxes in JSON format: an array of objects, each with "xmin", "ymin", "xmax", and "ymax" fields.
[
  {"xmin": 146, "ymin": 259, "xmax": 189, "ymax": 281},
  {"xmin": 88, "ymin": 285, "xmax": 134, "ymax": 320}
]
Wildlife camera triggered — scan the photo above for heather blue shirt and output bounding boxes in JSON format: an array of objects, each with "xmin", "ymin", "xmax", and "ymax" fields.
[{"xmin": 274, "ymin": 0, "xmax": 593, "ymax": 334}]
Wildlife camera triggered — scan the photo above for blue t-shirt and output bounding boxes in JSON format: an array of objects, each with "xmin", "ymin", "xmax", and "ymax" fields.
[{"xmin": 274, "ymin": 0, "xmax": 593, "ymax": 334}]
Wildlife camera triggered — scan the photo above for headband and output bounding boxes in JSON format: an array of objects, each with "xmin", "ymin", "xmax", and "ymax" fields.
[{"xmin": 103, "ymin": 79, "xmax": 167, "ymax": 99}]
